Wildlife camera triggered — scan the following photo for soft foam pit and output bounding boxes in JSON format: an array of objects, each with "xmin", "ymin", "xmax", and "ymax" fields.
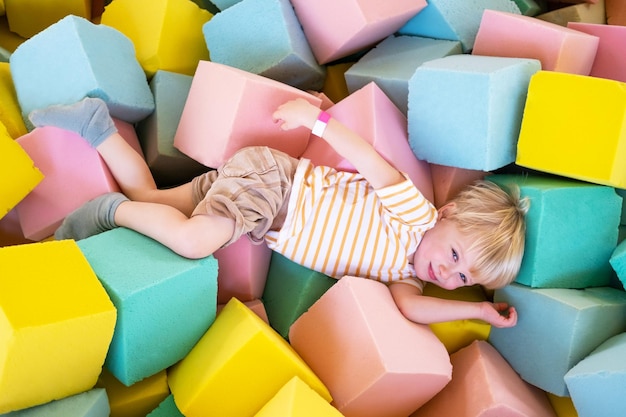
[
  {"xmin": 489, "ymin": 283, "xmax": 626, "ymax": 396},
  {"xmin": 254, "ymin": 377, "xmax": 343, "ymax": 417},
  {"xmin": 564, "ymin": 332, "xmax": 626, "ymax": 417},
  {"xmin": 289, "ymin": 276, "xmax": 452, "ymax": 417},
  {"xmin": 290, "ymin": 0, "xmax": 427, "ymax": 64},
  {"xmin": 9, "ymin": 15, "xmax": 154, "ymax": 124},
  {"xmin": 516, "ymin": 70, "xmax": 626, "ymax": 188},
  {"xmin": 0, "ymin": 62, "xmax": 27, "ymax": 138},
  {"xmin": 302, "ymin": 82, "xmax": 434, "ymax": 202},
  {"xmin": 412, "ymin": 340, "xmax": 556, "ymax": 417},
  {"xmin": 473, "ymin": 9, "xmax": 599, "ymax": 75},
  {"xmin": 173, "ymin": 60, "xmax": 321, "ymax": 168},
  {"xmin": 4, "ymin": 0, "xmax": 90, "ymax": 38},
  {"xmin": 96, "ymin": 369, "xmax": 170, "ymax": 417},
  {"xmin": 203, "ymin": 0, "xmax": 324, "ymax": 91},
  {"xmin": 408, "ymin": 54, "xmax": 540, "ymax": 171},
  {"xmin": 14, "ymin": 126, "xmax": 119, "ymax": 241},
  {"xmin": 0, "ymin": 388, "xmax": 110, "ymax": 417},
  {"xmin": 567, "ymin": 22, "xmax": 626, "ymax": 83},
  {"xmin": 77, "ymin": 227, "xmax": 219, "ymax": 386},
  {"xmin": 101, "ymin": 0, "xmax": 212, "ymax": 78},
  {"xmin": 0, "ymin": 240, "xmax": 116, "ymax": 413},
  {"xmin": 489, "ymin": 174, "xmax": 621, "ymax": 288},
  {"xmin": 0, "ymin": 123, "xmax": 42, "ymax": 219},
  {"xmin": 167, "ymin": 297, "xmax": 331, "ymax": 417}
]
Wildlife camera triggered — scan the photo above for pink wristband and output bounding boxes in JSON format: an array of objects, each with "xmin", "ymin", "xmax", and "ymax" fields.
[{"xmin": 312, "ymin": 110, "xmax": 331, "ymax": 137}]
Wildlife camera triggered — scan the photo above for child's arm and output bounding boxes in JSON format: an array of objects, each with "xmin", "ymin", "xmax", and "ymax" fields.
[
  {"xmin": 273, "ymin": 98, "xmax": 405, "ymax": 189},
  {"xmin": 388, "ymin": 282, "xmax": 518, "ymax": 328}
]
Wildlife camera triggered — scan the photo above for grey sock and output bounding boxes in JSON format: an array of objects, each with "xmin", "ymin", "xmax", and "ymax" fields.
[
  {"xmin": 28, "ymin": 97, "xmax": 118, "ymax": 147},
  {"xmin": 55, "ymin": 192, "xmax": 129, "ymax": 240}
]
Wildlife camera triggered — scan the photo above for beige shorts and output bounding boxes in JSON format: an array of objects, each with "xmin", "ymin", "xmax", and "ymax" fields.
[{"xmin": 190, "ymin": 146, "xmax": 300, "ymax": 247}]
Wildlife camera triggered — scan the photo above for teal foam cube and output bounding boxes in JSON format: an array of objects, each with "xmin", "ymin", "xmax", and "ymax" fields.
[
  {"xmin": 147, "ymin": 395, "xmax": 184, "ymax": 417},
  {"xmin": 77, "ymin": 228, "xmax": 218, "ymax": 386}
]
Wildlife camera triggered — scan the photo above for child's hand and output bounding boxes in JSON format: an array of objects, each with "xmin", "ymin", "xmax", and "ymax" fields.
[
  {"xmin": 272, "ymin": 98, "xmax": 319, "ymax": 131},
  {"xmin": 481, "ymin": 301, "xmax": 518, "ymax": 328}
]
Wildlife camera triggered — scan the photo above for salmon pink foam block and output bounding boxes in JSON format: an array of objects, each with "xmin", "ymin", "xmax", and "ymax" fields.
[
  {"xmin": 174, "ymin": 61, "xmax": 321, "ymax": 168},
  {"xmin": 290, "ymin": 0, "xmax": 427, "ymax": 64},
  {"xmin": 411, "ymin": 340, "xmax": 556, "ymax": 417},
  {"xmin": 77, "ymin": 227, "xmax": 219, "ymax": 386},
  {"xmin": 408, "ymin": 54, "xmax": 540, "ymax": 171},
  {"xmin": 473, "ymin": 10, "xmax": 599, "ymax": 75},
  {"xmin": 567, "ymin": 22, "xmax": 626, "ymax": 83},
  {"xmin": 9, "ymin": 15, "xmax": 154, "ymax": 124},
  {"xmin": 289, "ymin": 276, "xmax": 452, "ymax": 417}
]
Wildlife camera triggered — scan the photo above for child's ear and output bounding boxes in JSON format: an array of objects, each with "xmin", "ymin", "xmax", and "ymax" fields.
[{"xmin": 437, "ymin": 202, "xmax": 456, "ymax": 220}]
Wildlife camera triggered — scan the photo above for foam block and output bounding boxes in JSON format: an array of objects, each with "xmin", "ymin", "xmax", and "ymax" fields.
[
  {"xmin": 489, "ymin": 174, "xmax": 621, "ymax": 288},
  {"xmin": 567, "ymin": 22, "xmax": 626, "ymax": 83},
  {"xmin": 0, "ymin": 62, "xmax": 27, "ymax": 138},
  {"xmin": 609, "ymin": 239, "xmax": 626, "ymax": 289},
  {"xmin": 408, "ymin": 54, "xmax": 540, "ymax": 171},
  {"xmin": 398, "ymin": 0, "xmax": 521, "ymax": 52},
  {"xmin": 77, "ymin": 227, "xmax": 219, "ymax": 386},
  {"xmin": 564, "ymin": 332, "xmax": 626, "ymax": 417},
  {"xmin": 344, "ymin": 35, "xmax": 462, "ymax": 114},
  {"xmin": 302, "ymin": 82, "xmax": 435, "ymax": 203},
  {"xmin": 254, "ymin": 377, "xmax": 344, "ymax": 417},
  {"xmin": 289, "ymin": 276, "xmax": 452, "ymax": 417},
  {"xmin": 322, "ymin": 62, "xmax": 353, "ymax": 104},
  {"xmin": 216, "ymin": 298, "xmax": 270, "ymax": 324},
  {"xmin": 516, "ymin": 70, "xmax": 626, "ymax": 188},
  {"xmin": 168, "ymin": 297, "xmax": 331, "ymax": 417},
  {"xmin": 430, "ymin": 164, "xmax": 486, "ymax": 208},
  {"xmin": 0, "ymin": 124, "xmax": 42, "ymax": 219},
  {"xmin": 0, "ymin": 388, "xmax": 110, "ymax": 417},
  {"xmin": 173, "ymin": 60, "xmax": 320, "ymax": 168},
  {"xmin": 262, "ymin": 252, "xmax": 337, "ymax": 339},
  {"xmin": 513, "ymin": 0, "xmax": 543, "ymax": 16},
  {"xmin": 136, "ymin": 70, "xmax": 209, "ymax": 188},
  {"xmin": 606, "ymin": 0, "xmax": 626, "ymax": 25},
  {"xmin": 14, "ymin": 127, "xmax": 120, "ymax": 241},
  {"xmin": 9, "ymin": 15, "xmax": 154, "ymax": 124},
  {"xmin": 547, "ymin": 394, "xmax": 578, "ymax": 417},
  {"xmin": 536, "ymin": 1, "xmax": 607, "ymax": 27},
  {"xmin": 147, "ymin": 395, "xmax": 185, "ymax": 417},
  {"xmin": 0, "ymin": 240, "xmax": 116, "ymax": 413},
  {"xmin": 473, "ymin": 10, "xmax": 599, "ymax": 75},
  {"xmin": 290, "ymin": 0, "xmax": 427, "ymax": 64},
  {"xmin": 203, "ymin": 0, "xmax": 325, "ymax": 91},
  {"xmin": 489, "ymin": 283, "xmax": 626, "ymax": 396},
  {"xmin": 411, "ymin": 340, "xmax": 556, "ymax": 417},
  {"xmin": 4, "ymin": 0, "xmax": 90, "ymax": 38},
  {"xmin": 0, "ymin": 209, "xmax": 32, "ymax": 247},
  {"xmin": 96, "ymin": 369, "xmax": 170, "ymax": 417},
  {"xmin": 101, "ymin": 0, "xmax": 212, "ymax": 78}
]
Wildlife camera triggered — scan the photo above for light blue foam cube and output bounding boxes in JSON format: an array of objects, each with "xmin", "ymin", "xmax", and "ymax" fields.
[
  {"xmin": 0, "ymin": 388, "xmax": 109, "ymax": 417},
  {"xmin": 489, "ymin": 284, "xmax": 626, "ymax": 396},
  {"xmin": 10, "ymin": 15, "xmax": 154, "ymax": 124},
  {"xmin": 202, "ymin": 0, "xmax": 325, "ymax": 91},
  {"xmin": 77, "ymin": 227, "xmax": 218, "ymax": 386},
  {"xmin": 408, "ymin": 54, "xmax": 540, "ymax": 171}
]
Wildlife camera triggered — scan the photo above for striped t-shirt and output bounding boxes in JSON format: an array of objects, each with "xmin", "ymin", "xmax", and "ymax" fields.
[{"xmin": 264, "ymin": 159, "xmax": 438, "ymax": 289}]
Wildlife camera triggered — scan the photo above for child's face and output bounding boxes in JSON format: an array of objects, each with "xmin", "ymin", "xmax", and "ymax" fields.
[{"xmin": 412, "ymin": 215, "xmax": 478, "ymax": 290}]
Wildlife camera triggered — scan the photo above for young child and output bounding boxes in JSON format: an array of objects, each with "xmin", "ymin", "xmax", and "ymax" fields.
[{"xmin": 29, "ymin": 97, "xmax": 528, "ymax": 329}]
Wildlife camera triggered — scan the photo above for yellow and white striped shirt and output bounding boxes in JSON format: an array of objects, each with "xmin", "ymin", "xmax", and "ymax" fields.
[{"xmin": 265, "ymin": 159, "xmax": 437, "ymax": 289}]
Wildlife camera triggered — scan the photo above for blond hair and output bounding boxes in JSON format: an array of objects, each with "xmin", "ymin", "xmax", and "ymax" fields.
[{"xmin": 443, "ymin": 180, "xmax": 529, "ymax": 289}]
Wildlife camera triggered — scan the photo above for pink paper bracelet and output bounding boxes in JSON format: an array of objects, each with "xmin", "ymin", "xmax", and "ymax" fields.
[{"xmin": 312, "ymin": 110, "xmax": 331, "ymax": 137}]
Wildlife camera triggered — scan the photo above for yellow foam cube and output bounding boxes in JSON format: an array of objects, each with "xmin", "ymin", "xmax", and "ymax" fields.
[
  {"xmin": 4, "ymin": 0, "xmax": 90, "ymax": 38},
  {"xmin": 0, "ymin": 122, "xmax": 43, "ymax": 219},
  {"xmin": 96, "ymin": 369, "xmax": 169, "ymax": 417},
  {"xmin": 0, "ymin": 62, "xmax": 27, "ymax": 138},
  {"xmin": 548, "ymin": 393, "xmax": 579, "ymax": 417},
  {"xmin": 322, "ymin": 62, "xmax": 353, "ymax": 103},
  {"xmin": 101, "ymin": 0, "xmax": 212, "ymax": 78},
  {"xmin": 0, "ymin": 15, "xmax": 26, "ymax": 53},
  {"xmin": 168, "ymin": 298, "xmax": 331, "ymax": 417},
  {"xmin": 254, "ymin": 377, "xmax": 342, "ymax": 417},
  {"xmin": 516, "ymin": 70, "xmax": 626, "ymax": 188},
  {"xmin": 0, "ymin": 240, "xmax": 116, "ymax": 413},
  {"xmin": 424, "ymin": 284, "xmax": 491, "ymax": 354}
]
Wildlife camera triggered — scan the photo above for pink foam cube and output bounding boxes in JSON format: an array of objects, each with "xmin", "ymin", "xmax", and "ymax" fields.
[
  {"xmin": 173, "ymin": 61, "xmax": 321, "ymax": 168},
  {"xmin": 430, "ymin": 164, "xmax": 486, "ymax": 208},
  {"xmin": 290, "ymin": 0, "xmax": 427, "ymax": 64},
  {"xmin": 568, "ymin": 22, "xmax": 626, "ymax": 83},
  {"xmin": 289, "ymin": 276, "xmax": 452, "ymax": 417},
  {"xmin": 301, "ymin": 82, "xmax": 434, "ymax": 203},
  {"xmin": 473, "ymin": 9, "xmax": 599, "ymax": 75}
]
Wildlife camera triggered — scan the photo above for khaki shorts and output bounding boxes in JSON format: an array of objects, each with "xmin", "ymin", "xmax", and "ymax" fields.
[{"xmin": 190, "ymin": 146, "xmax": 300, "ymax": 247}]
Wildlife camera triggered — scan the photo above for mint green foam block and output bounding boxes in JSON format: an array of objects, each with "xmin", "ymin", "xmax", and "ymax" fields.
[
  {"xmin": 610, "ymin": 240, "xmax": 626, "ymax": 290},
  {"xmin": 262, "ymin": 252, "xmax": 336, "ymax": 340},
  {"xmin": 408, "ymin": 55, "xmax": 540, "ymax": 171},
  {"xmin": 77, "ymin": 228, "xmax": 218, "ymax": 386},
  {"xmin": 147, "ymin": 395, "xmax": 184, "ymax": 417},
  {"xmin": 489, "ymin": 283, "xmax": 626, "ymax": 396},
  {"xmin": 0, "ymin": 388, "xmax": 109, "ymax": 416},
  {"xmin": 565, "ymin": 332, "xmax": 626, "ymax": 417},
  {"xmin": 489, "ymin": 174, "xmax": 622, "ymax": 288}
]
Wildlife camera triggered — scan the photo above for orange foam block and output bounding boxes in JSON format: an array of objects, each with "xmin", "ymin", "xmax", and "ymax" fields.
[
  {"xmin": 168, "ymin": 297, "xmax": 331, "ymax": 417},
  {"xmin": 516, "ymin": 70, "xmax": 626, "ymax": 188},
  {"xmin": 301, "ymin": 82, "xmax": 434, "ymax": 203},
  {"xmin": 607, "ymin": 0, "xmax": 626, "ymax": 25},
  {"xmin": 4, "ymin": 0, "xmax": 90, "ymax": 38},
  {"xmin": 173, "ymin": 61, "xmax": 321, "ymax": 168},
  {"xmin": 568, "ymin": 22, "xmax": 626, "ymax": 83},
  {"xmin": 254, "ymin": 377, "xmax": 344, "ymax": 417},
  {"xmin": 473, "ymin": 9, "xmax": 599, "ymax": 75},
  {"xmin": 289, "ymin": 276, "xmax": 452, "ymax": 417},
  {"xmin": 290, "ymin": 0, "xmax": 427, "ymax": 64},
  {"xmin": 0, "ymin": 240, "xmax": 116, "ymax": 413},
  {"xmin": 411, "ymin": 340, "xmax": 556, "ymax": 417}
]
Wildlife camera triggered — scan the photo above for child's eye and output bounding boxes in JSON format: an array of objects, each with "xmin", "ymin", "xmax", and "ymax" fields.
[
  {"xmin": 459, "ymin": 273, "xmax": 467, "ymax": 284},
  {"xmin": 452, "ymin": 249, "xmax": 459, "ymax": 262}
]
